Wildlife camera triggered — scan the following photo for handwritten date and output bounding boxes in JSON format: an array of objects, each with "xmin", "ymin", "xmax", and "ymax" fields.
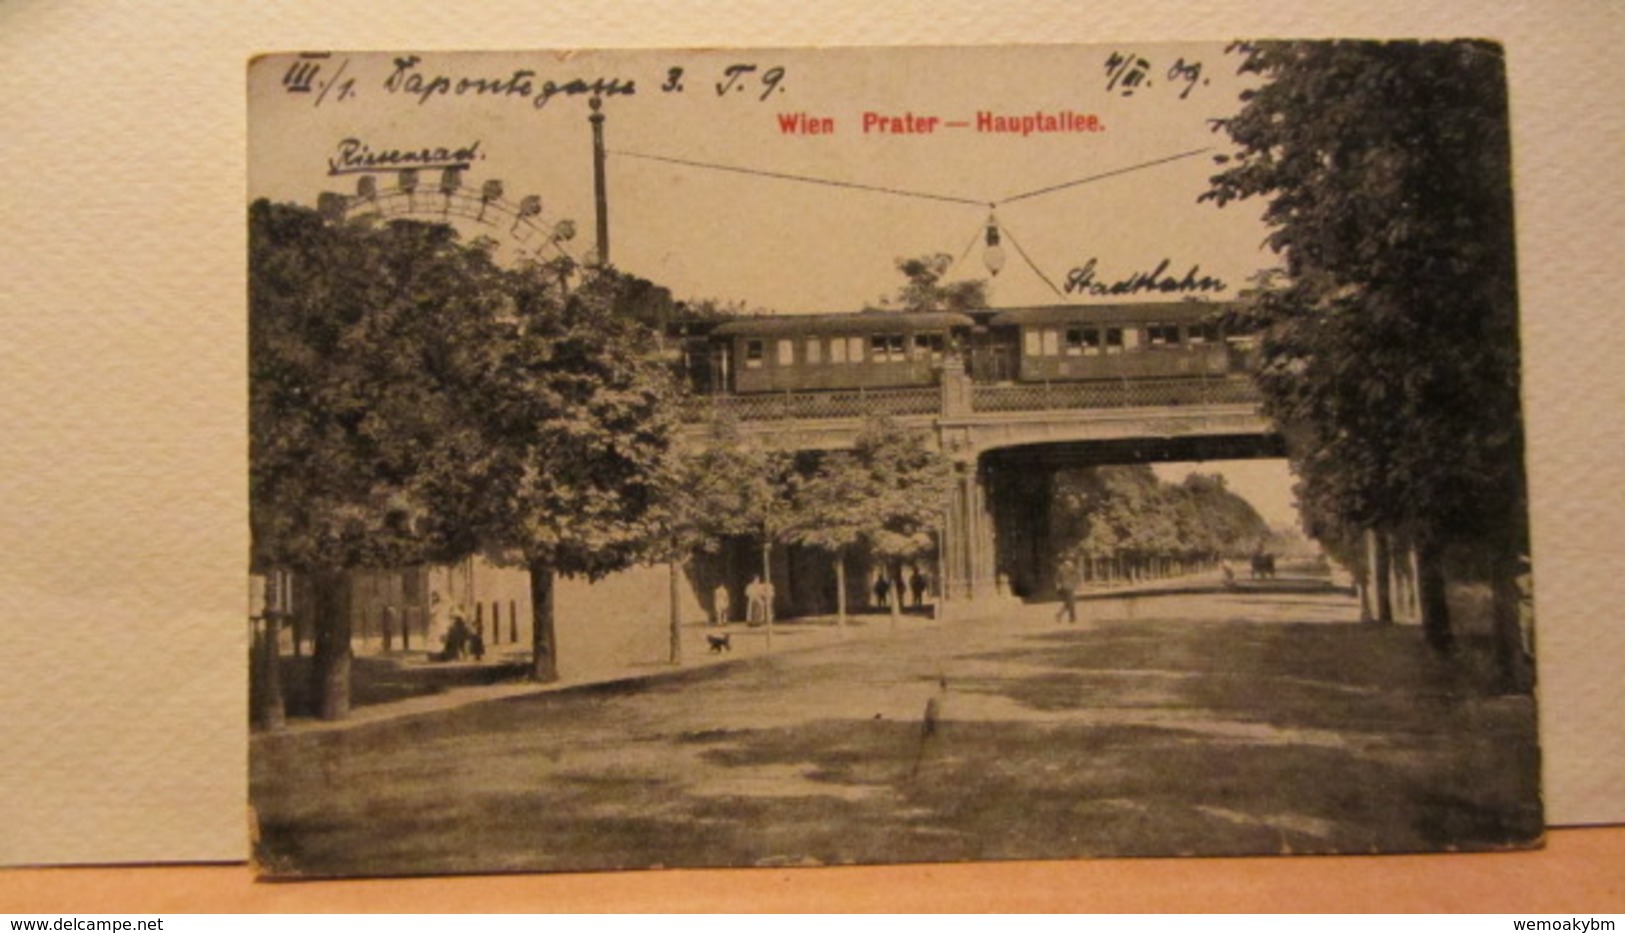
[{"xmin": 1104, "ymin": 50, "xmax": 1209, "ymax": 100}]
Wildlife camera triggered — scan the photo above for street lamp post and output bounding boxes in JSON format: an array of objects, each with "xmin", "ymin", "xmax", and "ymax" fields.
[{"xmin": 589, "ymin": 96, "xmax": 610, "ymax": 266}]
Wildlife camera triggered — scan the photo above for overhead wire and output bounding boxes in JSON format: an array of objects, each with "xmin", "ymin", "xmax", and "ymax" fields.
[
  {"xmin": 1000, "ymin": 147, "xmax": 1213, "ymax": 204},
  {"xmin": 609, "ymin": 145, "xmax": 1216, "ymax": 295},
  {"xmin": 610, "ymin": 149, "xmax": 986, "ymax": 207},
  {"xmin": 994, "ymin": 220, "xmax": 1068, "ymax": 299}
]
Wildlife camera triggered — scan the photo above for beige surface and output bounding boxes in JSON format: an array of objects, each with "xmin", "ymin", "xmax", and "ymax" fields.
[
  {"xmin": 0, "ymin": 0, "xmax": 1621, "ymax": 872},
  {"xmin": 0, "ymin": 827, "xmax": 1621, "ymax": 913}
]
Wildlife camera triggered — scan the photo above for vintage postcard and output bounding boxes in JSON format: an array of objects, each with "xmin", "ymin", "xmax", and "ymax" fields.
[{"xmin": 247, "ymin": 42, "xmax": 1540, "ymax": 877}]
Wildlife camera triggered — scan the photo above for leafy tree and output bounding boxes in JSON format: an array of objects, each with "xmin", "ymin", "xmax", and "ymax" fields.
[
  {"xmin": 250, "ymin": 201, "xmax": 511, "ymax": 719},
  {"xmin": 851, "ymin": 418, "xmax": 956, "ymax": 626},
  {"xmin": 784, "ymin": 453, "xmax": 872, "ymax": 630},
  {"xmin": 645, "ymin": 414, "xmax": 788, "ymax": 660},
  {"xmin": 1203, "ymin": 40, "xmax": 1527, "ymax": 685},
  {"xmin": 869, "ymin": 253, "xmax": 989, "ymax": 313},
  {"xmin": 735, "ymin": 444, "xmax": 799, "ymax": 644},
  {"xmin": 787, "ymin": 417, "xmax": 956, "ymax": 628},
  {"xmin": 651, "ymin": 413, "xmax": 798, "ymax": 646},
  {"xmin": 443, "ymin": 266, "xmax": 683, "ymax": 683},
  {"xmin": 253, "ymin": 200, "xmax": 685, "ymax": 711}
]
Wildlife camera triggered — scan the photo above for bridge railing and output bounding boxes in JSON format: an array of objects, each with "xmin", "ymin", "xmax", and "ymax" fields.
[
  {"xmin": 681, "ymin": 377, "xmax": 1261, "ymax": 423},
  {"xmin": 683, "ymin": 385, "xmax": 941, "ymax": 422},
  {"xmin": 970, "ymin": 377, "xmax": 1261, "ymax": 413}
]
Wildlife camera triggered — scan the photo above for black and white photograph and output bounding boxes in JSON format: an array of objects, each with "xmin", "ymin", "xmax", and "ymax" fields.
[{"xmin": 246, "ymin": 41, "xmax": 1540, "ymax": 877}]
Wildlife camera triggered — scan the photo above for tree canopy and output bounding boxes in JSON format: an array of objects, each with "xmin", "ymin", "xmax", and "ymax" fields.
[
  {"xmin": 868, "ymin": 253, "xmax": 989, "ymax": 313},
  {"xmin": 249, "ymin": 200, "xmax": 509, "ymax": 574},
  {"xmin": 787, "ymin": 417, "xmax": 956, "ymax": 624},
  {"xmin": 1203, "ymin": 40, "xmax": 1524, "ymax": 556},
  {"xmin": 1053, "ymin": 466, "xmax": 1271, "ymax": 570},
  {"xmin": 250, "ymin": 199, "xmax": 684, "ymax": 696}
]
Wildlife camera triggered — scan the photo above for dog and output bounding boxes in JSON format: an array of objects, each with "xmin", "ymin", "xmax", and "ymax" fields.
[{"xmin": 706, "ymin": 633, "xmax": 732, "ymax": 653}]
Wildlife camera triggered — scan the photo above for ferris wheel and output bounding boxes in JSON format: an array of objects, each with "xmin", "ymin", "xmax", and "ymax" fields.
[{"xmin": 316, "ymin": 167, "xmax": 582, "ymax": 266}]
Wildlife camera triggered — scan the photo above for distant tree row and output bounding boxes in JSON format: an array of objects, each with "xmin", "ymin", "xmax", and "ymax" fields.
[{"xmin": 1051, "ymin": 466, "xmax": 1272, "ymax": 583}]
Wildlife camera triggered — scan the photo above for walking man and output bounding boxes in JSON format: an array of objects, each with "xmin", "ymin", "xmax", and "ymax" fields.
[
  {"xmin": 1055, "ymin": 559, "xmax": 1080, "ymax": 624},
  {"xmin": 909, "ymin": 568, "xmax": 928, "ymax": 610}
]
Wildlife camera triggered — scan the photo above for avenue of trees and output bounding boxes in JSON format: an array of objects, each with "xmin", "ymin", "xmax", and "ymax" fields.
[
  {"xmin": 1203, "ymin": 40, "xmax": 1530, "ymax": 689},
  {"xmin": 250, "ymin": 200, "xmax": 962, "ymax": 722},
  {"xmin": 251, "ymin": 200, "xmax": 681, "ymax": 719},
  {"xmin": 1051, "ymin": 466, "xmax": 1273, "ymax": 583}
]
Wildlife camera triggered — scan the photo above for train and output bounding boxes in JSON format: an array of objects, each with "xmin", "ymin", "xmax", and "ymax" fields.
[{"xmin": 679, "ymin": 301, "xmax": 1252, "ymax": 394}]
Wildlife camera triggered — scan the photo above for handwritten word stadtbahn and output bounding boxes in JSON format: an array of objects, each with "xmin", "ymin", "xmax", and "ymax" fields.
[{"xmin": 1065, "ymin": 258, "xmax": 1229, "ymax": 296}]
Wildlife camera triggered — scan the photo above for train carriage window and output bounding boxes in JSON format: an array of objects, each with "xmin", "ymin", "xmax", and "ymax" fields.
[
  {"xmin": 1065, "ymin": 328, "xmax": 1104, "ymax": 356},
  {"xmin": 1024, "ymin": 328, "xmax": 1042, "ymax": 357},
  {"xmin": 1188, "ymin": 323, "xmax": 1221, "ymax": 345},
  {"xmin": 871, "ymin": 334, "xmax": 906, "ymax": 362},
  {"xmin": 913, "ymin": 333, "xmax": 946, "ymax": 362},
  {"xmin": 744, "ymin": 339, "xmax": 765, "ymax": 369},
  {"xmin": 777, "ymin": 339, "xmax": 795, "ymax": 366},
  {"xmin": 805, "ymin": 339, "xmax": 822, "ymax": 364},
  {"xmin": 1042, "ymin": 328, "xmax": 1061, "ymax": 357},
  {"xmin": 830, "ymin": 337, "xmax": 848, "ymax": 364},
  {"xmin": 1147, "ymin": 324, "xmax": 1183, "ymax": 347},
  {"xmin": 1105, "ymin": 327, "xmax": 1126, "ymax": 354},
  {"xmin": 847, "ymin": 336, "xmax": 865, "ymax": 362}
]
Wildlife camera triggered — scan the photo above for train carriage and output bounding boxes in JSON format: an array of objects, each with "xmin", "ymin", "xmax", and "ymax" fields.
[
  {"xmin": 688, "ymin": 302, "xmax": 1248, "ymax": 396},
  {"xmin": 989, "ymin": 302, "xmax": 1237, "ymax": 383},
  {"xmin": 710, "ymin": 311, "xmax": 974, "ymax": 394}
]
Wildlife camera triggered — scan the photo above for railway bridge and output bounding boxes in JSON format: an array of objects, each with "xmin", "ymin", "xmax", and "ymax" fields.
[{"xmin": 682, "ymin": 359, "xmax": 1283, "ymax": 614}]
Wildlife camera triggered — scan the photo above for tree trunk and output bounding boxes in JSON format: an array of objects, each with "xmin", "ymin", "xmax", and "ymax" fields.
[
  {"xmin": 1373, "ymin": 530, "xmax": 1395, "ymax": 625},
  {"xmin": 668, "ymin": 557, "xmax": 683, "ymax": 666},
  {"xmin": 761, "ymin": 539, "xmax": 774, "ymax": 651},
  {"xmin": 1354, "ymin": 534, "xmax": 1374, "ymax": 624},
  {"xmin": 1417, "ymin": 539, "xmax": 1453, "ymax": 654},
  {"xmin": 889, "ymin": 563, "xmax": 902, "ymax": 630},
  {"xmin": 835, "ymin": 549, "xmax": 848, "ymax": 632},
  {"xmin": 290, "ymin": 574, "xmax": 308, "ymax": 658},
  {"xmin": 251, "ymin": 612, "xmax": 285, "ymax": 731},
  {"xmin": 528, "ymin": 561, "xmax": 559, "ymax": 682},
  {"xmin": 310, "ymin": 568, "xmax": 352, "ymax": 721}
]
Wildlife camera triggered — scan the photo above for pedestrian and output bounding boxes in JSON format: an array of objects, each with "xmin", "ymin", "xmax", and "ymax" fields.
[
  {"xmin": 469, "ymin": 618, "xmax": 486, "ymax": 662},
  {"xmin": 713, "ymin": 583, "xmax": 732, "ymax": 627},
  {"xmin": 746, "ymin": 575, "xmax": 765, "ymax": 626},
  {"xmin": 873, "ymin": 574, "xmax": 891, "ymax": 609},
  {"xmin": 909, "ymin": 568, "xmax": 928, "ymax": 609},
  {"xmin": 439, "ymin": 614, "xmax": 471, "ymax": 662},
  {"xmin": 1055, "ymin": 559, "xmax": 1079, "ymax": 624},
  {"xmin": 760, "ymin": 579, "xmax": 775, "ymax": 624}
]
